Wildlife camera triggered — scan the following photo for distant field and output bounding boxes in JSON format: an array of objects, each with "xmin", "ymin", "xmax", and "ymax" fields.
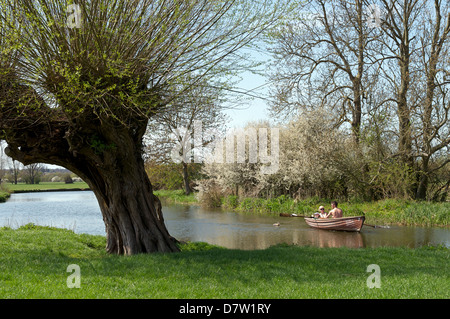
[{"xmin": 5, "ymin": 182, "xmax": 90, "ymax": 192}]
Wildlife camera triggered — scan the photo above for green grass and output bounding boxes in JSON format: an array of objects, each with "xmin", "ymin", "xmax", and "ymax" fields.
[
  {"xmin": 154, "ymin": 189, "xmax": 198, "ymax": 205},
  {"xmin": 0, "ymin": 191, "xmax": 10, "ymax": 203},
  {"xmin": 5, "ymin": 182, "xmax": 90, "ymax": 192},
  {"xmin": 0, "ymin": 225, "xmax": 448, "ymax": 299},
  {"xmin": 341, "ymin": 199, "xmax": 450, "ymax": 226}
]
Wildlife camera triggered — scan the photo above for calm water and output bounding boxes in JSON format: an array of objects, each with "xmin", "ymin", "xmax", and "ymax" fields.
[{"xmin": 0, "ymin": 191, "xmax": 449, "ymax": 249}]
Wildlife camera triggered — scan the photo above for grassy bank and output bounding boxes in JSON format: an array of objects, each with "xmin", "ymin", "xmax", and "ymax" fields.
[
  {"xmin": 154, "ymin": 189, "xmax": 198, "ymax": 205},
  {"xmin": 156, "ymin": 190, "xmax": 449, "ymax": 226},
  {"xmin": 0, "ymin": 191, "xmax": 10, "ymax": 203},
  {"xmin": 5, "ymin": 181, "xmax": 90, "ymax": 193},
  {"xmin": 0, "ymin": 225, "xmax": 448, "ymax": 299},
  {"xmin": 0, "ymin": 183, "xmax": 10, "ymax": 202},
  {"xmin": 220, "ymin": 195, "xmax": 450, "ymax": 227}
]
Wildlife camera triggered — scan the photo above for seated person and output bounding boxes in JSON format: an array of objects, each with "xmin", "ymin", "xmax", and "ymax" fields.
[
  {"xmin": 328, "ymin": 201, "xmax": 343, "ymax": 218},
  {"xmin": 318, "ymin": 206, "xmax": 328, "ymax": 218}
]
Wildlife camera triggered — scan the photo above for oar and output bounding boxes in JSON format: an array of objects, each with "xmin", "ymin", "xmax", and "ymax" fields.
[
  {"xmin": 279, "ymin": 213, "xmax": 305, "ymax": 217},
  {"xmin": 365, "ymin": 223, "xmax": 390, "ymax": 229},
  {"xmin": 361, "ymin": 212, "xmax": 390, "ymax": 228}
]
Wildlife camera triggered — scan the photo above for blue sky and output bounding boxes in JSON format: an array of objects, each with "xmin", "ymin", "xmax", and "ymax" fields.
[
  {"xmin": 223, "ymin": 45, "xmax": 274, "ymax": 129},
  {"xmin": 224, "ymin": 71, "xmax": 271, "ymax": 129}
]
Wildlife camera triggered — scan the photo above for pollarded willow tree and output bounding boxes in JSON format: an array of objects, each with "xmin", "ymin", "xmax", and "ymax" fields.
[{"xmin": 0, "ymin": 0, "xmax": 284, "ymax": 255}]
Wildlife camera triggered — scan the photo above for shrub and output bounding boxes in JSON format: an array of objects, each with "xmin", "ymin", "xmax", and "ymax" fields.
[
  {"xmin": 0, "ymin": 191, "xmax": 10, "ymax": 203},
  {"xmin": 195, "ymin": 179, "xmax": 224, "ymax": 208},
  {"xmin": 64, "ymin": 174, "xmax": 73, "ymax": 184},
  {"xmin": 222, "ymin": 195, "xmax": 239, "ymax": 209}
]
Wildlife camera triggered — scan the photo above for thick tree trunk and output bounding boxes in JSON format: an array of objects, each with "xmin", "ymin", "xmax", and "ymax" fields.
[
  {"xmin": 94, "ymin": 169, "xmax": 178, "ymax": 255},
  {"xmin": 87, "ymin": 157, "xmax": 179, "ymax": 255},
  {"xmin": 1, "ymin": 68, "xmax": 180, "ymax": 255},
  {"xmin": 69, "ymin": 122, "xmax": 180, "ymax": 255},
  {"xmin": 2, "ymin": 110, "xmax": 180, "ymax": 254}
]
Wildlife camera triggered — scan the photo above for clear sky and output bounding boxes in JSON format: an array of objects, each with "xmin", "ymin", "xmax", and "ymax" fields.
[
  {"xmin": 224, "ymin": 72, "xmax": 271, "ymax": 129},
  {"xmin": 223, "ymin": 46, "xmax": 273, "ymax": 129}
]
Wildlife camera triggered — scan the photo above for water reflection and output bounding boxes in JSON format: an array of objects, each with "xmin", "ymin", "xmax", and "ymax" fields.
[
  {"xmin": 163, "ymin": 204, "xmax": 449, "ymax": 250},
  {"xmin": 0, "ymin": 191, "xmax": 448, "ymax": 250},
  {"xmin": 301, "ymin": 229, "xmax": 364, "ymax": 248}
]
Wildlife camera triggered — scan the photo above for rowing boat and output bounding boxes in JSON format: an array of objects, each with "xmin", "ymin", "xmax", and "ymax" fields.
[{"xmin": 304, "ymin": 216, "xmax": 365, "ymax": 232}]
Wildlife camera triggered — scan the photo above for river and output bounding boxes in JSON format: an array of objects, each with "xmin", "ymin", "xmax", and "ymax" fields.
[{"xmin": 0, "ymin": 191, "xmax": 448, "ymax": 249}]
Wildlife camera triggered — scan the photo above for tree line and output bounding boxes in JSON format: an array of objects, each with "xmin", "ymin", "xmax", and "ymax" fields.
[
  {"xmin": 0, "ymin": 149, "xmax": 76, "ymax": 185},
  {"xmin": 168, "ymin": 0, "xmax": 449, "ymax": 202},
  {"xmin": 264, "ymin": 0, "xmax": 449, "ymax": 201}
]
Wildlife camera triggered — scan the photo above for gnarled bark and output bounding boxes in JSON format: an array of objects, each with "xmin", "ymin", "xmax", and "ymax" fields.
[{"xmin": 1, "ymin": 91, "xmax": 179, "ymax": 254}]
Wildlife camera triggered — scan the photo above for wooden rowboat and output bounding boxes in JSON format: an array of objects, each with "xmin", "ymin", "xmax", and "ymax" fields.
[{"xmin": 304, "ymin": 216, "xmax": 365, "ymax": 232}]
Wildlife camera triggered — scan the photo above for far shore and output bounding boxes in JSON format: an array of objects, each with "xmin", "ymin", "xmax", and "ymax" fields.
[
  {"xmin": 11, "ymin": 188, "xmax": 91, "ymax": 194},
  {"xmin": 1, "ymin": 181, "xmax": 90, "ymax": 195}
]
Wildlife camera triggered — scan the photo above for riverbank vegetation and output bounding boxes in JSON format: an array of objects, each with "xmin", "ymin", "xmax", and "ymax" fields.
[
  {"xmin": 0, "ymin": 183, "xmax": 9, "ymax": 202},
  {"xmin": 0, "ymin": 191, "xmax": 9, "ymax": 203},
  {"xmin": 154, "ymin": 189, "xmax": 197, "ymax": 205},
  {"xmin": 154, "ymin": 189, "xmax": 449, "ymax": 227},
  {"xmin": 0, "ymin": 181, "xmax": 89, "ymax": 201},
  {"xmin": 2, "ymin": 181, "xmax": 448, "ymax": 226},
  {"xmin": 0, "ymin": 225, "xmax": 448, "ymax": 298},
  {"xmin": 194, "ymin": 113, "xmax": 449, "ymax": 205}
]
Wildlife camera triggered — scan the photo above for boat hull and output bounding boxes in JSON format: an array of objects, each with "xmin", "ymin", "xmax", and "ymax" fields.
[{"xmin": 304, "ymin": 216, "xmax": 365, "ymax": 232}]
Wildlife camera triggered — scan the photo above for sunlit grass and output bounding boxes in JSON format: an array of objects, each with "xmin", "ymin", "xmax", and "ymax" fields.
[
  {"xmin": 0, "ymin": 225, "xmax": 448, "ymax": 299},
  {"xmin": 0, "ymin": 191, "xmax": 9, "ymax": 203},
  {"xmin": 5, "ymin": 182, "xmax": 90, "ymax": 192},
  {"xmin": 154, "ymin": 189, "xmax": 197, "ymax": 205}
]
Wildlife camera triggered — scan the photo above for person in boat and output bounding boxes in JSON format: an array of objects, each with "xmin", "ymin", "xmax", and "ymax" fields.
[
  {"xmin": 327, "ymin": 201, "xmax": 343, "ymax": 218},
  {"xmin": 318, "ymin": 206, "xmax": 328, "ymax": 218},
  {"xmin": 313, "ymin": 206, "xmax": 326, "ymax": 218}
]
